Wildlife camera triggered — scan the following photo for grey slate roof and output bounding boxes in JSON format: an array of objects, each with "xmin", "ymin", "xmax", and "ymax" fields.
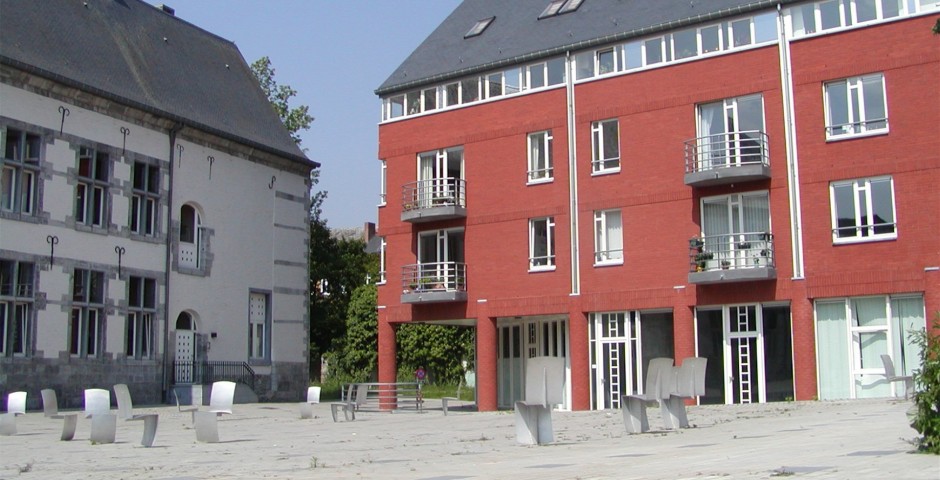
[
  {"xmin": 0, "ymin": 0, "xmax": 315, "ymax": 168},
  {"xmin": 377, "ymin": 0, "xmax": 801, "ymax": 95}
]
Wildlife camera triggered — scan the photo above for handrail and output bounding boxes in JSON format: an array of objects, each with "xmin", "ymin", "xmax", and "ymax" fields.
[
  {"xmin": 689, "ymin": 231, "xmax": 775, "ymax": 273},
  {"xmin": 173, "ymin": 360, "xmax": 257, "ymax": 391},
  {"xmin": 401, "ymin": 261, "xmax": 467, "ymax": 294},
  {"xmin": 401, "ymin": 178, "xmax": 466, "ymax": 212},
  {"xmin": 684, "ymin": 130, "xmax": 769, "ymax": 174}
]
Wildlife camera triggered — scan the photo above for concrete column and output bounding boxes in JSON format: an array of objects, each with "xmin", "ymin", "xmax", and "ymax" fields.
[{"xmin": 476, "ymin": 315, "xmax": 498, "ymax": 411}]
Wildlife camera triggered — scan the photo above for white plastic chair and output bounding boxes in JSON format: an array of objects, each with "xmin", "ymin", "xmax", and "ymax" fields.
[
  {"xmin": 41, "ymin": 389, "xmax": 77, "ymax": 441},
  {"xmin": 84, "ymin": 388, "xmax": 116, "ymax": 444},
  {"xmin": 195, "ymin": 381, "xmax": 236, "ymax": 443},
  {"xmin": 514, "ymin": 356, "xmax": 566, "ymax": 445},
  {"xmin": 662, "ymin": 357, "xmax": 708, "ymax": 429},
  {"xmin": 881, "ymin": 354, "xmax": 913, "ymax": 399},
  {"xmin": 0, "ymin": 391, "xmax": 27, "ymax": 436},
  {"xmin": 113, "ymin": 384, "xmax": 159, "ymax": 447},
  {"xmin": 622, "ymin": 357, "xmax": 674, "ymax": 434},
  {"xmin": 300, "ymin": 386, "xmax": 321, "ymax": 419}
]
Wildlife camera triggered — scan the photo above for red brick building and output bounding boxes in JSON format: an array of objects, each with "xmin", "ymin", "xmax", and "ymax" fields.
[{"xmin": 375, "ymin": 0, "xmax": 940, "ymax": 411}]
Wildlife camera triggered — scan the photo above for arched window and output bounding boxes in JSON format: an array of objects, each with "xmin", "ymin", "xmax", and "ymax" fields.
[{"xmin": 178, "ymin": 204, "xmax": 203, "ymax": 270}]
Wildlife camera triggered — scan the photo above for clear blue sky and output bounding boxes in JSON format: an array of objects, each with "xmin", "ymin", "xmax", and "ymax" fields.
[{"xmin": 170, "ymin": 0, "xmax": 462, "ymax": 228}]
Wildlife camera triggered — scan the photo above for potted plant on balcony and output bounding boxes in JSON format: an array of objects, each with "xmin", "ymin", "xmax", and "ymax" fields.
[
  {"xmin": 736, "ymin": 241, "xmax": 751, "ymax": 250},
  {"xmin": 694, "ymin": 251, "xmax": 714, "ymax": 272},
  {"xmin": 689, "ymin": 238, "xmax": 705, "ymax": 251},
  {"xmin": 720, "ymin": 260, "xmax": 731, "ymax": 269}
]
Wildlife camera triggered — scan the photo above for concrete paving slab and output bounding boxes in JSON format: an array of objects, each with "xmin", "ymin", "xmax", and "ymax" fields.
[{"xmin": 0, "ymin": 397, "xmax": 936, "ymax": 479}]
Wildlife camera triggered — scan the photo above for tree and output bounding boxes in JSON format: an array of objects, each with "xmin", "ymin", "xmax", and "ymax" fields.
[
  {"xmin": 328, "ymin": 283, "xmax": 378, "ymax": 381},
  {"xmin": 250, "ymin": 56, "xmax": 314, "ymax": 145},
  {"xmin": 910, "ymin": 313, "xmax": 940, "ymax": 454},
  {"xmin": 396, "ymin": 324, "xmax": 474, "ymax": 385}
]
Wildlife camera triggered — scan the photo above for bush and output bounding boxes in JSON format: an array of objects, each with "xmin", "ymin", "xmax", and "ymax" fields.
[{"xmin": 910, "ymin": 313, "xmax": 940, "ymax": 454}]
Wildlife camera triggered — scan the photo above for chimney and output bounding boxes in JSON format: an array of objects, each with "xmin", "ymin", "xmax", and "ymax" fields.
[
  {"xmin": 364, "ymin": 222, "xmax": 376, "ymax": 243},
  {"xmin": 158, "ymin": 4, "xmax": 175, "ymax": 16}
]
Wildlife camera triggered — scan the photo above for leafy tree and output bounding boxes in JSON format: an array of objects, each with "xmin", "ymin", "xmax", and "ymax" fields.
[
  {"xmin": 396, "ymin": 324, "xmax": 474, "ymax": 385},
  {"xmin": 250, "ymin": 56, "xmax": 314, "ymax": 145},
  {"xmin": 910, "ymin": 313, "xmax": 940, "ymax": 454},
  {"xmin": 328, "ymin": 283, "xmax": 378, "ymax": 381}
]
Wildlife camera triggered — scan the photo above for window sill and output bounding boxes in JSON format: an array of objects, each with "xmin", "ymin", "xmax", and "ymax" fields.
[
  {"xmin": 832, "ymin": 234, "xmax": 897, "ymax": 245},
  {"xmin": 526, "ymin": 177, "xmax": 554, "ymax": 186},
  {"xmin": 591, "ymin": 167, "xmax": 621, "ymax": 177},
  {"xmin": 825, "ymin": 129, "xmax": 888, "ymax": 143},
  {"xmin": 593, "ymin": 260, "xmax": 623, "ymax": 268},
  {"xmin": 528, "ymin": 265, "xmax": 556, "ymax": 273}
]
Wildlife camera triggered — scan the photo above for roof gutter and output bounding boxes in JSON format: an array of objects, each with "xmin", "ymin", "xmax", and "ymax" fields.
[
  {"xmin": 375, "ymin": 0, "xmax": 804, "ymax": 96},
  {"xmin": 0, "ymin": 56, "xmax": 319, "ymax": 169}
]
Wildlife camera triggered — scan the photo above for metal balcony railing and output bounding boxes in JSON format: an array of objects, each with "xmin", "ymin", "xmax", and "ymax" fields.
[
  {"xmin": 173, "ymin": 360, "xmax": 257, "ymax": 391},
  {"xmin": 684, "ymin": 130, "xmax": 769, "ymax": 174},
  {"xmin": 689, "ymin": 232, "xmax": 775, "ymax": 273},
  {"xmin": 401, "ymin": 261, "xmax": 467, "ymax": 294},
  {"xmin": 401, "ymin": 178, "xmax": 466, "ymax": 213}
]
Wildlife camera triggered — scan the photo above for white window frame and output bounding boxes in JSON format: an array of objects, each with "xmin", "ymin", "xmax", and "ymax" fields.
[
  {"xmin": 70, "ymin": 268, "xmax": 104, "ymax": 358},
  {"xmin": 126, "ymin": 276, "xmax": 156, "ymax": 359},
  {"xmin": 1, "ymin": 128, "xmax": 41, "ymax": 216},
  {"xmin": 529, "ymin": 217, "xmax": 556, "ymax": 271},
  {"xmin": 591, "ymin": 119, "xmax": 620, "ymax": 174},
  {"xmin": 594, "ymin": 209, "xmax": 624, "ymax": 266},
  {"xmin": 130, "ymin": 161, "xmax": 159, "ymax": 236},
  {"xmin": 379, "ymin": 237, "xmax": 387, "ymax": 284},
  {"xmin": 527, "ymin": 130, "xmax": 554, "ymax": 183},
  {"xmin": 829, "ymin": 176, "xmax": 897, "ymax": 243},
  {"xmin": 75, "ymin": 146, "xmax": 109, "ymax": 228},
  {"xmin": 249, "ymin": 291, "xmax": 270, "ymax": 362},
  {"xmin": 824, "ymin": 73, "xmax": 888, "ymax": 140},
  {"xmin": 379, "ymin": 160, "xmax": 387, "ymax": 206}
]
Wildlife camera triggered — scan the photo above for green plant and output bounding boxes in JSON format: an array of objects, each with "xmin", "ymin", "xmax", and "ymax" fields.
[{"xmin": 909, "ymin": 313, "xmax": 940, "ymax": 454}]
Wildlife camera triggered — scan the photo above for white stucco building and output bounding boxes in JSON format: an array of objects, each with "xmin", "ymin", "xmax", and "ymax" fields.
[{"xmin": 0, "ymin": 0, "xmax": 317, "ymax": 405}]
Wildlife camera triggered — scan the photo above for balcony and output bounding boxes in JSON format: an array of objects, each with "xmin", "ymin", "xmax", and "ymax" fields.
[
  {"xmin": 688, "ymin": 232, "xmax": 776, "ymax": 285},
  {"xmin": 401, "ymin": 262, "xmax": 467, "ymax": 304},
  {"xmin": 684, "ymin": 131, "xmax": 770, "ymax": 187},
  {"xmin": 401, "ymin": 178, "xmax": 467, "ymax": 223}
]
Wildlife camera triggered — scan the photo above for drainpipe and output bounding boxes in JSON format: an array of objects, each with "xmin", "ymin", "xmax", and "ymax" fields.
[
  {"xmin": 163, "ymin": 122, "xmax": 184, "ymax": 400},
  {"xmin": 776, "ymin": 4, "xmax": 805, "ymax": 279},
  {"xmin": 566, "ymin": 51, "xmax": 581, "ymax": 295}
]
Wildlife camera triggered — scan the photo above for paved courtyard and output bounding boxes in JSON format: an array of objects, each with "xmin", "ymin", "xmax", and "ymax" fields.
[{"xmin": 1, "ymin": 397, "xmax": 937, "ymax": 479}]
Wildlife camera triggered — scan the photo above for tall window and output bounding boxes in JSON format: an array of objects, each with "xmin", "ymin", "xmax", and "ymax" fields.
[
  {"xmin": 591, "ymin": 119, "xmax": 620, "ymax": 174},
  {"xmin": 126, "ymin": 276, "xmax": 156, "ymax": 359},
  {"xmin": 527, "ymin": 130, "xmax": 553, "ymax": 183},
  {"xmin": 0, "ymin": 260, "xmax": 34, "ymax": 356},
  {"xmin": 2, "ymin": 128, "xmax": 41, "ymax": 215},
  {"xmin": 529, "ymin": 217, "xmax": 556, "ymax": 270},
  {"xmin": 249, "ymin": 292, "xmax": 269, "ymax": 361},
  {"xmin": 825, "ymin": 73, "xmax": 887, "ymax": 139},
  {"xmin": 379, "ymin": 237, "xmax": 387, "ymax": 283},
  {"xmin": 76, "ymin": 147, "xmax": 109, "ymax": 227},
  {"xmin": 130, "ymin": 162, "xmax": 159, "ymax": 236},
  {"xmin": 178, "ymin": 204, "xmax": 205, "ymax": 271},
  {"xmin": 70, "ymin": 269, "xmax": 105, "ymax": 357},
  {"xmin": 830, "ymin": 176, "xmax": 896, "ymax": 242},
  {"xmin": 816, "ymin": 295, "xmax": 924, "ymax": 399},
  {"xmin": 695, "ymin": 94, "xmax": 766, "ymax": 170},
  {"xmin": 701, "ymin": 192, "xmax": 771, "ymax": 269},
  {"xmin": 416, "ymin": 147, "xmax": 464, "ymax": 208},
  {"xmin": 379, "ymin": 160, "xmax": 387, "ymax": 206},
  {"xmin": 594, "ymin": 210, "xmax": 623, "ymax": 265}
]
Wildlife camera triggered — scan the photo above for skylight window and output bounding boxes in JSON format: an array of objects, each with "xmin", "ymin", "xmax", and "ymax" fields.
[
  {"xmin": 465, "ymin": 16, "xmax": 495, "ymax": 38},
  {"xmin": 539, "ymin": 0, "xmax": 584, "ymax": 19}
]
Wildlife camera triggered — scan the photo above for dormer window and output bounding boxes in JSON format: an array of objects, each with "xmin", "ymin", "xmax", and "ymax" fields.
[
  {"xmin": 465, "ymin": 16, "xmax": 495, "ymax": 38},
  {"xmin": 539, "ymin": 0, "xmax": 584, "ymax": 19}
]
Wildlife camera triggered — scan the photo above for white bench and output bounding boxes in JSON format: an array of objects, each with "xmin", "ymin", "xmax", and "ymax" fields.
[
  {"xmin": 40, "ymin": 389, "xmax": 77, "ymax": 441},
  {"xmin": 662, "ymin": 357, "xmax": 707, "ymax": 430},
  {"xmin": 622, "ymin": 357, "xmax": 674, "ymax": 434},
  {"xmin": 0, "ymin": 391, "xmax": 26, "ymax": 436},
  {"xmin": 113, "ymin": 384, "xmax": 159, "ymax": 447},
  {"xmin": 514, "ymin": 356, "xmax": 565, "ymax": 445}
]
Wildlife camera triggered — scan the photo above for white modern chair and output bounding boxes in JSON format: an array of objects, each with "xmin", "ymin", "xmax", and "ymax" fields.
[
  {"xmin": 300, "ymin": 386, "xmax": 321, "ymax": 419},
  {"xmin": 622, "ymin": 357, "xmax": 674, "ymax": 434},
  {"xmin": 514, "ymin": 356, "xmax": 566, "ymax": 445},
  {"xmin": 195, "ymin": 381, "xmax": 236, "ymax": 443},
  {"xmin": 84, "ymin": 388, "xmax": 116, "ymax": 444},
  {"xmin": 880, "ymin": 354, "xmax": 914, "ymax": 399},
  {"xmin": 0, "ymin": 391, "xmax": 27, "ymax": 436},
  {"xmin": 113, "ymin": 384, "xmax": 159, "ymax": 447},
  {"xmin": 41, "ymin": 389, "xmax": 77, "ymax": 441},
  {"xmin": 662, "ymin": 357, "xmax": 708, "ymax": 429}
]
